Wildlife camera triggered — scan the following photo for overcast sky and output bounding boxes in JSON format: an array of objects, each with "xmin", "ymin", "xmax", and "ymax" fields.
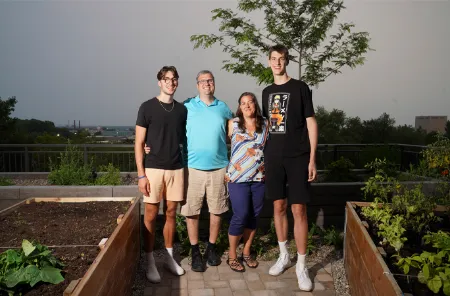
[{"xmin": 1, "ymin": 0, "xmax": 449, "ymax": 127}]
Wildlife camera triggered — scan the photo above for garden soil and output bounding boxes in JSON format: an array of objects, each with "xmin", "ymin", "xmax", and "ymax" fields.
[{"xmin": 0, "ymin": 201, "xmax": 130, "ymax": 296}]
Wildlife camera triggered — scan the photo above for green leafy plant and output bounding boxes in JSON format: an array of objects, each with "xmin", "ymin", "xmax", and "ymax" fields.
[
  {"xmin": 365, "ymin": 158, "xmax": 399, "ymax": 178},
  {"xmin": 0, "ymin": 240, "xmax": 64, "ymax": 296},
  {"xmin": 48, "ymin": 142, "xmax": 121, "ymax": 185},
  {"xmin": 322, "ymin": 226, "xmax": 344, "ymax": 250},
  {"xmin": 361, "ymin": 198, "xmax": 392, "ymax": 225},
  {"xmin": 378, "ymin": 214, "xmax": 407, "ymax": 253},
  {"xmin": 175, "ymin": 214, "xmax": 191, "ymax": 256},
  {"xmin": 323, "ymin": 157, "xmax": 359, "ymax": 182},
  {"xmin": 423, "ymin": 134, "xmax": 450, "ymax": 177},
  {"xmin": 396, "ymin": 231, "xmax": 450, "ymax": 295},
  {"xmin": 361, "ymin": 166, "xmax": 400, "ymax": 202},
  {"xmin": 391, "ymin": 184, "xmax": 439, "ymax": 233},
  {"xmin": 0, "ymin": 177, "xmax": 13, "ymax": 186},
  {"xmin": 95, "ymin": 163, "xmax": 122, "ymax": 185},
  {"xmin": 48, "ymin": 143, "xmax": 93, "ymax": 185},
  {"xmin": 306, "ymin": 223, "xmax": 322, "ymax": 255}
]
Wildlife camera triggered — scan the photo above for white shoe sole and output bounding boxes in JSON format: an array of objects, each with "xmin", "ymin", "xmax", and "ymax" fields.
[{"xmin": 164, "ymin": 263, "xmax": 185, "ymax": 276}]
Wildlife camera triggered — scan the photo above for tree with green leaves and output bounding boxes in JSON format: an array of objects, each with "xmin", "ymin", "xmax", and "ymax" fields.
[
  {"xmin": 0, "ymin": 96, "xmax": 18, "ymax": 143},
  {"xmin": 191, "ymin": 0, "xmax": 371, "ymax": 86}
]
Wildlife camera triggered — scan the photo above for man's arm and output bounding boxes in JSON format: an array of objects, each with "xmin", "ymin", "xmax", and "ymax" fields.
[
  {"xmin": 306, "ymin": 116, "xmax": 318, "ymax": 181},
  {"xmin": 135, "ymin": 125, "xmax": 150, "ymax": 195}
]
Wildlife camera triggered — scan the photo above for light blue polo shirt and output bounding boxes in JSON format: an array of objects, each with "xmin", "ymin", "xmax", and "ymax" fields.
[{"xmin": 184, "ymin": 96, "xmax": 233, "ymax": 170}]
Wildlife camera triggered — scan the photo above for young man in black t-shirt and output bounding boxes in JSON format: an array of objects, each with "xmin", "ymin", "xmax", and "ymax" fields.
[
  {"xmin": 135, "ymin": 66, "xmax": 187, "ymax": 283},
  {"xmin": 262, "ymin": 45, "xmax": 319, "ymax": 291}
]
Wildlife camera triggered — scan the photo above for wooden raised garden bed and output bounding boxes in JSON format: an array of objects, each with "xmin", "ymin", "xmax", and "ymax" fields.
[
  {"xmin": 344, "ymin": 201, "xmax": 449, "ymax": 296},
  {"xmin": 0, "ymin": 196, "xmax": 140, "ymax": 296},
  {"xmin": 344, "ymin": 201, "xmax": 403, "ymax": 296}
]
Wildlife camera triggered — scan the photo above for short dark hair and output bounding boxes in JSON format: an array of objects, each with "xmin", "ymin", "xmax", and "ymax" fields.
[
  {"xmin": 157, "ymin": 66, "xmax": 179, "ymax": 81},
  {"xmin": 268, "ymin": 44, "xmax": 289, "ymax": 65}
]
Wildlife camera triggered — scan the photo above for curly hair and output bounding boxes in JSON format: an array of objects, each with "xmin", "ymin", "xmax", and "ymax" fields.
[{"xmin": 235, "ymin": 92, "xmax": 264, "ymax": 134}]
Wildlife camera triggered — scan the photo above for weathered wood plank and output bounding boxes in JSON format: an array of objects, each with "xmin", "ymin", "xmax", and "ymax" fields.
[
  {"xmin": 345, "ymin": 202, "xmax": 403, "ymax": 296},
  {"xmin": 63, "ymin": 279, "xmax": 81, "ymax": 296},
  {"xmin": 0, "ymin": 198, "xmax": 33, "ymax": 218},
  {"xmin": 71, "ymin": 196, "xmax": 140, "ymax": 296}
]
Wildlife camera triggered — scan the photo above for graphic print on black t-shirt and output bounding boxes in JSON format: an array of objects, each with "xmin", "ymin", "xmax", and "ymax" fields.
[{"xmin": 268, "ymin": 93, "xmax": 289, "ymax": 133}]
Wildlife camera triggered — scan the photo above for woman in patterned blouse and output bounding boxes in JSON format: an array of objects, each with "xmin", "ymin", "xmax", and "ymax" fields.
[{"xmin": 225, "ymin": 92, "xmax": 269, "ymax": 272}]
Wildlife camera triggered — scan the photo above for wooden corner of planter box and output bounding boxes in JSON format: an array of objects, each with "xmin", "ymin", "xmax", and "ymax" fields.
[{"xmin": 63, "ymin": 278, "xmax": 81, "ymax": 296}]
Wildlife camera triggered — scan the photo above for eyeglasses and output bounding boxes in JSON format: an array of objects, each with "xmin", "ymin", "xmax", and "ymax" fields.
[
  {"xmin": 162, "ymin": 77, "xmax": 178, "ymax": 84},
  {"xmin": 197, "ymin": 79, "xmax": 214, "ymax": 85}
]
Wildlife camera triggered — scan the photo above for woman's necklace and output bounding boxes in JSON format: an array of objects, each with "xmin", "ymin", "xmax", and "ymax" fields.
[{"xmin": 158, "ymin": 99, "xmax": 174, "ymax": 112}]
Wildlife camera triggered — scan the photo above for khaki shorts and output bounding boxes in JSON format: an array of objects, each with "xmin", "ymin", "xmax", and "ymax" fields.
[
  {"xmin": 142, "ymin": 168, "xmax": 184, "ymax": 204},
  {"xmin": 180, "ymin": 167, "xmax": 229, "ymax": 216}
]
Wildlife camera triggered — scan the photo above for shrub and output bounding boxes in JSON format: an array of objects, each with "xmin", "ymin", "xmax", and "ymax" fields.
[
  {"xmin": 0, "ymin": 177, "xmax": 13, "ymax": 186},
  {"xmin": 48, "ymin": 144, "xmax": 92, "ymax": 185},
  {"xmin": 324, "ymin": 157, "xmax": 358, "ymax": 182},
  {"xmin": 95, "ymin": 163, "xmax": 122, "ymax": 185},
  {"xmin": 48, "ymin": 143, "xmax": 121, "ymax": 185}
]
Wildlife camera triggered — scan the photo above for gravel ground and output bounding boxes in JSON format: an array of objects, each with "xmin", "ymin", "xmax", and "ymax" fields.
[
  {"xmin": 332, "ymin": 250, "xmax": 351, "ymax": 296},
  {"xmin": 8, "ymin": 175, "xmax": 138, "ymax": 186}
]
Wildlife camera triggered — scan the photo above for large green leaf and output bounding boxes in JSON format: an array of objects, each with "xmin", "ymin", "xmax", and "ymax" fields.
[
  {"xmin": 427, "ymin": 275, "xmax": 442, "ymax": 294},
  {"xmin": 39, "ymin": 267, "xmax": 64, "ymax": 285},
  {"xmin": 423, "ymin": 264, "xmax": 431, "ymax": 279},
  {"xmin": 443, "ymin": 280, "xmax": 450, "ymax": 296},
  {"xmin": 4, "ymin": 250, "xmax": 20, "ymax": 265},
  {"xmin": 22, "ymin": 240, "xmax": 35, "ymax": 257},
  {"xmin": 5, "ymin": 265, "xmax": 40, "ymax": 288}
]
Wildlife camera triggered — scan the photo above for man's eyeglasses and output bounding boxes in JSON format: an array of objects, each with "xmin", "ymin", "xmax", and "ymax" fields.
[
  {"xmin": 197, "ymin": 79, "xmax": 214, "ymax": 85},
  {"xmin": 162, "ymin": 77, "xmax": 178, "ymax": 84}
]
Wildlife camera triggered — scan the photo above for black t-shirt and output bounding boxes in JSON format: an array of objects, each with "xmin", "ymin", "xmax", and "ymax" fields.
[
  {"xmin": 262, "ymin": 78, "xmax": 315, "ymax": 157},
  {"xmin": 135, "ymin": 97, "xmax": 187, "ymax": 169}
]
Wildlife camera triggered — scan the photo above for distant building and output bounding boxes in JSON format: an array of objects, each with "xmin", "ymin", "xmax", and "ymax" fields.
[{"xmin": 415, "ymin": 116, "xmax": 447, "ymax": 133}]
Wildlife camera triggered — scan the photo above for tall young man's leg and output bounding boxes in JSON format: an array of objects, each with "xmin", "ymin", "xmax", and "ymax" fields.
[
  {"xmin": 286, "ymin": 155, "xmax": 313, "ymax": 291},
  {"xmin": 269, "ymin": 198, "xmax": 291, "ymax": 275},
  {"xmin": 144, "ymin": 202, "xmax": 161, "ymax": 283},
  {"xmin": 163, "ymin": 200, "xmax": 185, "ymax": 275},
  {"xmin": 292, "ymin": 203, "xmax": 312, "ymax": 291}
]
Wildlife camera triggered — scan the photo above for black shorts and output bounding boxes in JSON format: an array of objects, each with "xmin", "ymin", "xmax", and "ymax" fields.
[{"xmin": 265, "ymin": 154, "xmax": 312, "ymax": 204}]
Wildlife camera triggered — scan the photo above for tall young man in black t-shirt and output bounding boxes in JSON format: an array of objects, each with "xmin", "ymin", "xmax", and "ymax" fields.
[
  {"xmin": 262, "ymin": 45, "xmax": 318, "ymax": 291},
  {"xmin": 135, "ymin": 66, "xmax": 187, "ymax": 283}
]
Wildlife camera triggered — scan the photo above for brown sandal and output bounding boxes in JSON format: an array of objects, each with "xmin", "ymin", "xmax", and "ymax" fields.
[
  {"xmin": 241, "ymin": 254, "xmax": 258, "ymax": 268},
  {"xmin": 227, "ymin": 258, "xmax": 245, "ymax": 272}
]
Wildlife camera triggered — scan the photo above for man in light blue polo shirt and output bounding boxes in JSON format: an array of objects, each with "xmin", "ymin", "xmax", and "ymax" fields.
[{"xmin": 180, "ymin": 70, "xmax": 233, "ymax": 272}]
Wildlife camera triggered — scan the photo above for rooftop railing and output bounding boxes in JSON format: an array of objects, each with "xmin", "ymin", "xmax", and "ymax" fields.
[{"xmin": 0, "ymin": 143, "xmax": 427, "ymax": 173}]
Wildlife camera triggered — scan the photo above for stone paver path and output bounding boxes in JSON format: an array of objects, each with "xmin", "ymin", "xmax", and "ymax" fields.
[{"xmin": 143, "ymin": 259, "xmax": 335, "ymax": 296}]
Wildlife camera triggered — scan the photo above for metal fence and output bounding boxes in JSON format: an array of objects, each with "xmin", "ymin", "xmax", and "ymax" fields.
[{"xmin": 0, "ymin": 143, "xmax": 427, "ymax": 173}]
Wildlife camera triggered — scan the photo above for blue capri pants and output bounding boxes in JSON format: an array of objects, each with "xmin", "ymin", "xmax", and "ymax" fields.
[{"xmin": 227, "ymin": 182, "xmax": 265, "ymax": 236}]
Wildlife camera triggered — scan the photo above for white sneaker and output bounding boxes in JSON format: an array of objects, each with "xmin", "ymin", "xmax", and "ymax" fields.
[
  {"xmin": 164, "ymin": 255, "xmax": 185, "ymax": 276},
  {"xmin": 296, "ymin": 266, "xmax": 313, "ymax": 291},
  {"xmin": 269, "ymin": 253, "xmax": 291, "ymax": 276},
  {"xmin": 146, "ymin": 262, "xmax": 161, "ymax": 283}
]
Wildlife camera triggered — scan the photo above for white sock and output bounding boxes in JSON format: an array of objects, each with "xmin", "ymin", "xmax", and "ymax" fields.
[
  {"xmin": 278, "ymin": 241, "xmax": 288, "ymax": 255},
  {"xmin": 165, "ymin": 248, "xmax": 185, "ymax": 276},
  {"xmin": 146, "ymin": 252, "xmax": 161, "ymax": 282},
  {"xmin": 297, "ymin": 253, "xmax": 306, "ymax": 270}
]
